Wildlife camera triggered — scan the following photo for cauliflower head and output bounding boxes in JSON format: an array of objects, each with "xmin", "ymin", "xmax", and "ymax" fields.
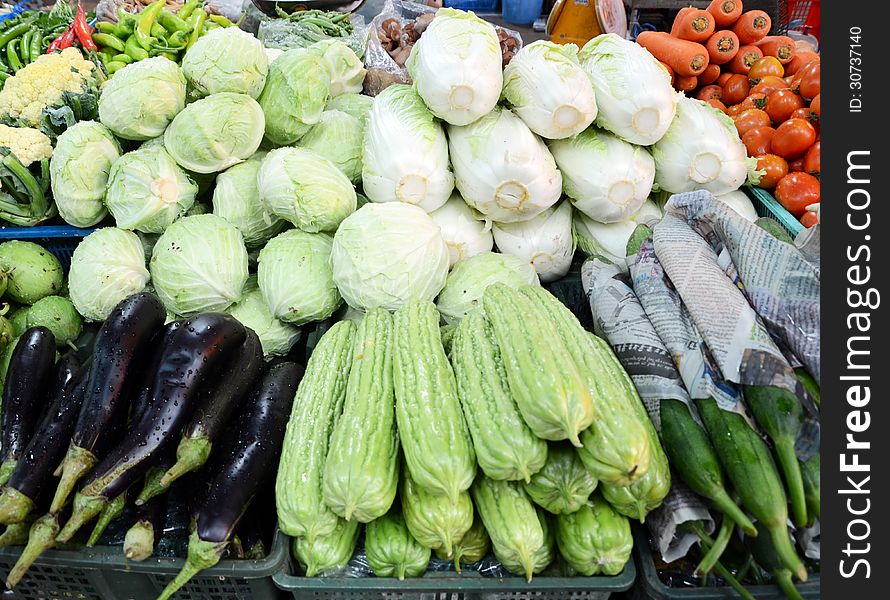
[
  {"xmin": 0, "ymin": 48, "xmax": 97, "ymax": 128},
  {"xmin": 0, "ymin": 124, "xmax": 53, "ymax": 167}
]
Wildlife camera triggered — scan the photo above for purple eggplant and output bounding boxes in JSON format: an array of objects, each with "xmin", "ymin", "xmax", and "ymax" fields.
[
  {"xmin": 157, "ymin": 361, "xmax": 302, "ymax": 600},
  {"xmin": 129, "ymin": 321, "xmax": 183, "ymax": 427},
  {"xmin": 0, "ymin": 327, "xmax": 57, "ymax": 486},
  {"xmin": 51, "ymin": 293, "xmax": 166, "ymax": 513},
  {"xmin": 56, "ymin": 313, "xmax": 247, "ymax": 542},
  {"xmin": 0, "ymin": 356, "xmax": 84, "ymax": 524},
  {"xmin": 148, "ymin": 328, "xmax": 265, "ymax": 497}
]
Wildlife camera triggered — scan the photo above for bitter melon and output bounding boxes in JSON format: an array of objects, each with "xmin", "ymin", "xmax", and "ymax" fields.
[
  {"xmin": 555, "ymin": 494, "xmax": 632, "ymax": 576},
  {"xmin": 451, "ymin": 310, "xmax": 547, "ymax": 482},
  {"xmin": 400, "ymin": 467, "xmax": 472, "ymax": 559},
  {"xmin": 524, "ymin": 443, "xmax": 597, "ymax": 515},
  {"xmin": 434, "ymin": 510, "xmax": 490, "ymax": 572},
  {"xmin": 292, "ymin": 516, "xmax": 360, "ymax": 577},
  {"xmin": 323, "ymin": 308, "xmax": 399, "ymax": 522},
  {"xmin": 365, "ymin": 507, "xmax": 431, "ymax": 579},
  {"xmin": 276, "ymin": 321, "xmax": 354, "ymax": 541}
]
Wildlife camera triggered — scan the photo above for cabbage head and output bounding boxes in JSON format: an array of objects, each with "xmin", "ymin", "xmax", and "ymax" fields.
[
  {"xmin": 548, "ymin": 127, "xmax": 655, "ymax": 223},
  {"xmin": 257, "ymin": 49, "xmax": 331, "ymax": 146},
  {"xmin": 428, "ymin": 193, "xmax": 493, "ymax": 268},
  {"xmin": 436, "ymin": 252, "xmax": 539, "ymax": 324},
  {"xmin": 299, "ymin": 110, "xmax": 363, "ymax": 184},
  {"xmin": 578, "ymin": 34, "xmax": 677, "ymax": 146},
  {"xmin": 105, "ymin": 145, "xmax": 198, "ymax": 234},
  {"xmin": 258, "ymin": 147, "xmax": 356, "ymax": 233},
  {"xmin": 164, "ymin": 92, "xmax": 265, "ymax": 174},
  {"xmin": 331, "ymin": 203, "xmax": 449, "ymax": 311},
  {"xmin": 50, "ymin": 121, "xmax": 121, "ymax": 227},
  {"xmin": 98, "ymin": 57, "xmax": 187, "ymax": 140},
  {"xmin": 652, "ymin": 96, "xmax": 757, "ymax": 195},
  {"xmin": 326, "ymin": 93, "xmax": 374, "ymax": 128},
  {"xmin": 406, "ymin": 8, "xmax": 502, "ymax": 126},
  {"xmin": 257, "ymin": 230, "xmax": 342, "ymax": 325},
  {"xmin": 181, "ymin": 27, "xmax": 268, "ymax": 98},
  {"xmin": 69, "ymin": 228, "xmax": 150, "ymax": 321},
  {"xmin": 211, "ymin": 152, "xmax": 286, "ymax": 247},
  {"xmin": 716, "ymin": 190, "xmax": 758, "ymax": 222},
  {"xmin": 492, "ymin": 200, "xmax": 574, "ymax": 283},
  {"xmin": 306, "ymin": 39, "xmax": 366, "ymax": 97},
  {"xmin": 226, "ymin": 276, "xmax": 301, "ymax": 356},
  {"xmin": 502, "ymin": 41, "xmax": 598, "ymax": 140},
  {"xmin": 149, "ymin": 214, "xmax": 249, "ymax": 316},
  {"xmin": 362, "ymin": 84, "xmax": 453, "ymax": 213},
  {"xmin": 448, "ymin": 106, "xmax": 561, "ymax": 223},
  {"xmin": 574, "ymin": 199, "xmax": 662, "ymax": 270}
]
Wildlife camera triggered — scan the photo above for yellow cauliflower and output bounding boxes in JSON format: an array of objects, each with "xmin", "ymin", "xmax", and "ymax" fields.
[
  {"xmin": 0, "ymin": 124, "xmax": 53, "ymax": 166},
  {"xmin": 0, "ymin": 48, "xmax": 97, "ymax": 128}
]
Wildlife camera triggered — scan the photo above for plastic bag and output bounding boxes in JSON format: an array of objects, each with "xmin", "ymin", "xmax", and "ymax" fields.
[
  {"xmin": 257, "ymin": 12, "xmax": 369, "ymax": 58},
  {"xmin": 363, "ymin": 0, "xmax": 522, "ymax": 96}
]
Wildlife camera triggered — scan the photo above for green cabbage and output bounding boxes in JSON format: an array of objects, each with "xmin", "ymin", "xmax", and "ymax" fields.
[
  {"xmin": 326, "ymin": 94, "xmax": 374, "ymax": 129},
  {"xmin": 258, "ymin": 147, "xmax": 356, "ymax": 233},
  {"xmin": 98, "ymin": 57, "xmax": 187, "ymax": 140},
  {"xmin": 211, "ymin": 152, "xmax": 286, "ymax": 248},
  {"xmin": 331, "ymin": 203, "xmax": 449, "ymax": 311},
  {"xmin": 436, "ymin": 252, "xmax": 539, "ymax": 324},
  {"xmin": 105, "ymin": 145, "xmax": 198, "ymax": 234},
  {"xmin": 257, "ymin": 230, "xmax": 342, "ymax": 325},
  {"xmin": 298, "ymin": 110, "xmax": 363, "ymax": 183},
  {"xmin": 164, "ymin": 92, "xmax": 265, "ymax": 174},
  {"xmin": 69, "ymin": 228, "xmax": 150, "ymax": 321},
  {"xmin": 149, "ymin": 214, "xmax": 249, "ymax": 316},
  {"xmin": 306, "ymin": 39, "xmax": 366, "ymax": 97},
  {"xmin": 50, "ymin": 121, "xmax": 121, "ymax": 227},
  {"xmin": 226, "ymin": 277, "xmax": 301, "ymax": 356},
  {"xmin": 257, "ymin": 49, "xmax": 331, "ymax": 146},
  {"xmin": 181, "ymin": 27, "xmax": 268, "ymax": 98}
]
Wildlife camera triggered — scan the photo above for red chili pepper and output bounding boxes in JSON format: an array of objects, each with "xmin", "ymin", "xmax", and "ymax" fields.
[
  {"xmin": 46, "ymin": 26, "xmax": 76, "ymax": 54},
  {"xmin": 72, "ymin": 4, "xmax": 97, "ymax": 52}
]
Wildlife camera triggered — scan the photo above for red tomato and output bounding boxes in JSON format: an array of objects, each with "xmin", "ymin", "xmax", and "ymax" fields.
[
  {"xmin": 800, "ymin": 211, "xmax": 819, "ymax": 227},
  {"xmin": 789, "ymin": 107, "xmax": 817, "ymax": 122},
  {"xmin": 706, "ymin": 98, "xmax": 728, "ymax": 113},
  {"xmin": 748, "ymin": 56, "xmax": 784, "ymax": 81},
  {"xmin": 775, "ymin": 172, "xmax": 820, "ymax": 216},
  {"xmin": 788, "ymin": 157, "xmax": 806, "ymax": 172},
  {"xmin": 798, "ymin": 62, "xmax": 820, "ymax": 100},
  {"xmin": 717, "ymin": 72, "xmax": 734, "ymax": 87},
  {"xmin": 771, "ymin": 118, "xmax": 817, "ymax": 159},
  {"xmin": 734, "ymin": 109, "xmax": 771, "ymax": 136},
  {"xmin": 722, "ymin": 74, "xmax": 751, "ymax": 106},
  {"xmin": 696, "ymin": 85, "xmax": 724, "ymax": 101},
  {"xmin": 765, "ymin": 89, "xmax": 805, "ymax": 124},
  {"xmin": 743, "ymin": 126, "xmax": 776, "ymax": 156},
  {"xmin": 751, "ymin": 76, "xmax": 789, "ymax": 96},
  {"xmin": 810, "ymin": 94, "xmax": 820, "ymax": 117},
  {"xmin": 756, "ymin": 154, "xmax": 788, "ymax": 190},
  {"xmin": 739, "ymin": 92, "xmax": 767, "ymax": 112},
  {"xmin": 803, "ymin": 141, "xmax": 820, "ymax": 175}
]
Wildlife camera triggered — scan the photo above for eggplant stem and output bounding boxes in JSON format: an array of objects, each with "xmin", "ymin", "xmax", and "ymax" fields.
[
  {"xmin": 0, "ymin": 518, "xmax": 34, "ymax": 548},
  {"xmin": 696, "ymin": 518, "xmax": 735, "ymax": 576},
  {"xmin": 0, "ymin": 487, "xmax": 34, "ymax": 525},
  {"xmin": 50, "ymin": 445, "xmax": 97, "ymax": 513},
  {"xmin": 135, "ymin": 466, "xmax": 169, "ymax": 506},
  {"xmin": 157, "ymin": 436, "xmax": 211, "ymax": 491},
  {"xmin": 123, "ymin": 520, "xmax": 155, "ymax": 561},
  {"xmin": 56, "ymin": 493, "xmax": 106, "ymax": 543},
  {"xmin": 6, "ymin": 514, "xmax": 59, "ymax": 588},
  {"xmin": 157, "ymin": 532, "xmax": 227, "ymax": 600},
  {"xmin": 87, "ymin": 492, "xmax": 126, "ymax": 547}
]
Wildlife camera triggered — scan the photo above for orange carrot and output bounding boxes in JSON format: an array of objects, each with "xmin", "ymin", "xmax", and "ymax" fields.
[
  {"xmin": 658, "ymin": 60, "xmax": 676, "ymax": 86},
  {"xmin": 729, "ymin": 44, "xmax": 763, "ymax": 74},
  {"xmin": 717, "ymin": 72, "xmax": 733, "ymax": 86},
  {"xmin": 706, "ymin": 98, "xmax": 728, "ymax": 113},
  {"xmin": 675, "ymin": 75, "xmax": 698, "ymax": 92},
  {"xmin": 696, "ymin": 84, "xmax": 723, "ymax": 101},
  {"xmin": 705, "ymin": 29, "xmax": 740, "ymax": 64},
  {"xmin": 671, "ymin": 8, "xmax": 716, "ymax": 43},
  {"xmin": 699, "ymin": 63, "xmax": 722, "ymax": 85},
  {"xmin": 784, "ymin": 51, "xmax": 819, "ymax": 75},
  {"xmin": 636, "ymin": 31, "xmax": 709, "ymax": 77},
  {"xmin": 732, "ymin": 10, "xmax": 771, "ymax": 44},
  {"xmin": 707, "ymin": 0, "xmax": 743, "ymax": 27},
  {"xmin": 755, "ymin": 35, "xmax": 795, "ymax": 64}
]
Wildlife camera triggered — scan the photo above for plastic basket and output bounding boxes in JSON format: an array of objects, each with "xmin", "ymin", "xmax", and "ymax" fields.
[
  {"xmin": 743, "ymin": 186, "xmax": 804, "ymax": 239},
  {"xmin": 0, "ymin": 225, "xmax": 95, "ymax": 270},
  {"xmin": 274, "ymin": 554, "xmax": 636, "ymax": 600},
  {"xmin": 630, "ymin": 529, "xmax": 819, "ymax": 599},
  {"xmin": 444, "ymin": 0, "xmax": 500, "ymax": 12},
  {"xmin": 787, "ymin": 0, "xmax": 819, "ymax": 39},
  {"xmin": 0, "ymin": 529, "xmax": 288, "ymax": 600}
]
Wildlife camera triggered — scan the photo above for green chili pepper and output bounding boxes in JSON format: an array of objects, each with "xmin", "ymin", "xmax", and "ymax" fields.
[
  {"xmin": 96, "ymin": 22, "xmax": 119, "ymax": 35},
  {"xmin": 125, "ymin": 34, "xmax": 149, "ymax": 61},
  {"xmin": 151, "ymin": 22, "xmax": 168, "ymax": 39},
  {"xmin": 208, "ymin": 14, "xmax": 234, "ymax": 27},
  {"xmin": 98, "ymin": 49, "xmax": 116, "ymax": 65},
  {"xmin": 166, "ymin": 30, "xmax": 189, "ymax": 48},
  {"xmin": 6, "ymin": 39, "xmax": 22, "ymax": 72},
  {"xmin": 117, "ymin": 9, "xmax": 137, "ymax": 36},
  {"xmin": 106, "ymin": 60, "xmax": 127, "ymax": 74},
  {"xmin": 187, "ymin": 9, "xmax": 206, "ymax": 49},
  {"xmin": 160, "ymin": 52, "xmax": 177, "ymax": 61},
  {"xmin": 178, "ymin": 0, "xmax": 199, "ymax": 21},
  {"xmin": 0, "ymin": 71, "xmax": 9, "ymax": 83},
  {"xmin": 0, "ymin": 55, "xmax": 9, "ymax": 73},
  {"xmin": 136, "ymin": 0, "xmax": 166, "ymax": 50},
  {"xmin": 28, "ymin": 27, "xmax": 40, "ymax": 62},
  {"xmin": 0, "ymin": 16, "xmax": 36, "ymax": 49},
  {"xmin": 93, "ymin": 32, "xmax": 126, "ymax": 53},
  {"xmin": 204, "ymin": 21, "xmax": 220, "ymax": 31},
  {"xmin": 19, "ymin": 29, "xmax": 32, "ymax": 63},
  {"xmin": 158, "ymin": 10, "xmax": 191, "ymax": 33},
  {"xmin": 111, "ymin": 53, "xmax": 134, "ymax": 64}
]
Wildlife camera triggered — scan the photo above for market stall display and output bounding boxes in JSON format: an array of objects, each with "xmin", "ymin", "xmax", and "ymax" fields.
[{"xmin": 0, "ymin": 1, "xmax": 820, "ymax": 598}]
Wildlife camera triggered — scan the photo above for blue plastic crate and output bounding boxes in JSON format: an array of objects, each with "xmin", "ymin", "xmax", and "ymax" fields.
[
  {"xmin": 743, "ymin": 186, "xmax": 805, "ymax": 240},
  {"xmin": 0, "ymin": 225, "xmax": 95, "ymax": 271},
  {"xmin": 444, "ymin": 0, "xmax": 500, "ymax": 12}
]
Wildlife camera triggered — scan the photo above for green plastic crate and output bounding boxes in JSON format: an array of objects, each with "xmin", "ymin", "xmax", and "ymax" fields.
[
  {"xmin": 630, "ymin": 528, "xmax": 819, "ymax": 599},
  {"xmin": 743, "ymin": 186, "xmax": 805, "ymax": 240},
  {"xmin": 273, "ymin": 555, "xmax": 636, "ymax": 600},
  {"xmin": 0, "ymin": 529, "xmax": 288, "ymax": 600}
]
